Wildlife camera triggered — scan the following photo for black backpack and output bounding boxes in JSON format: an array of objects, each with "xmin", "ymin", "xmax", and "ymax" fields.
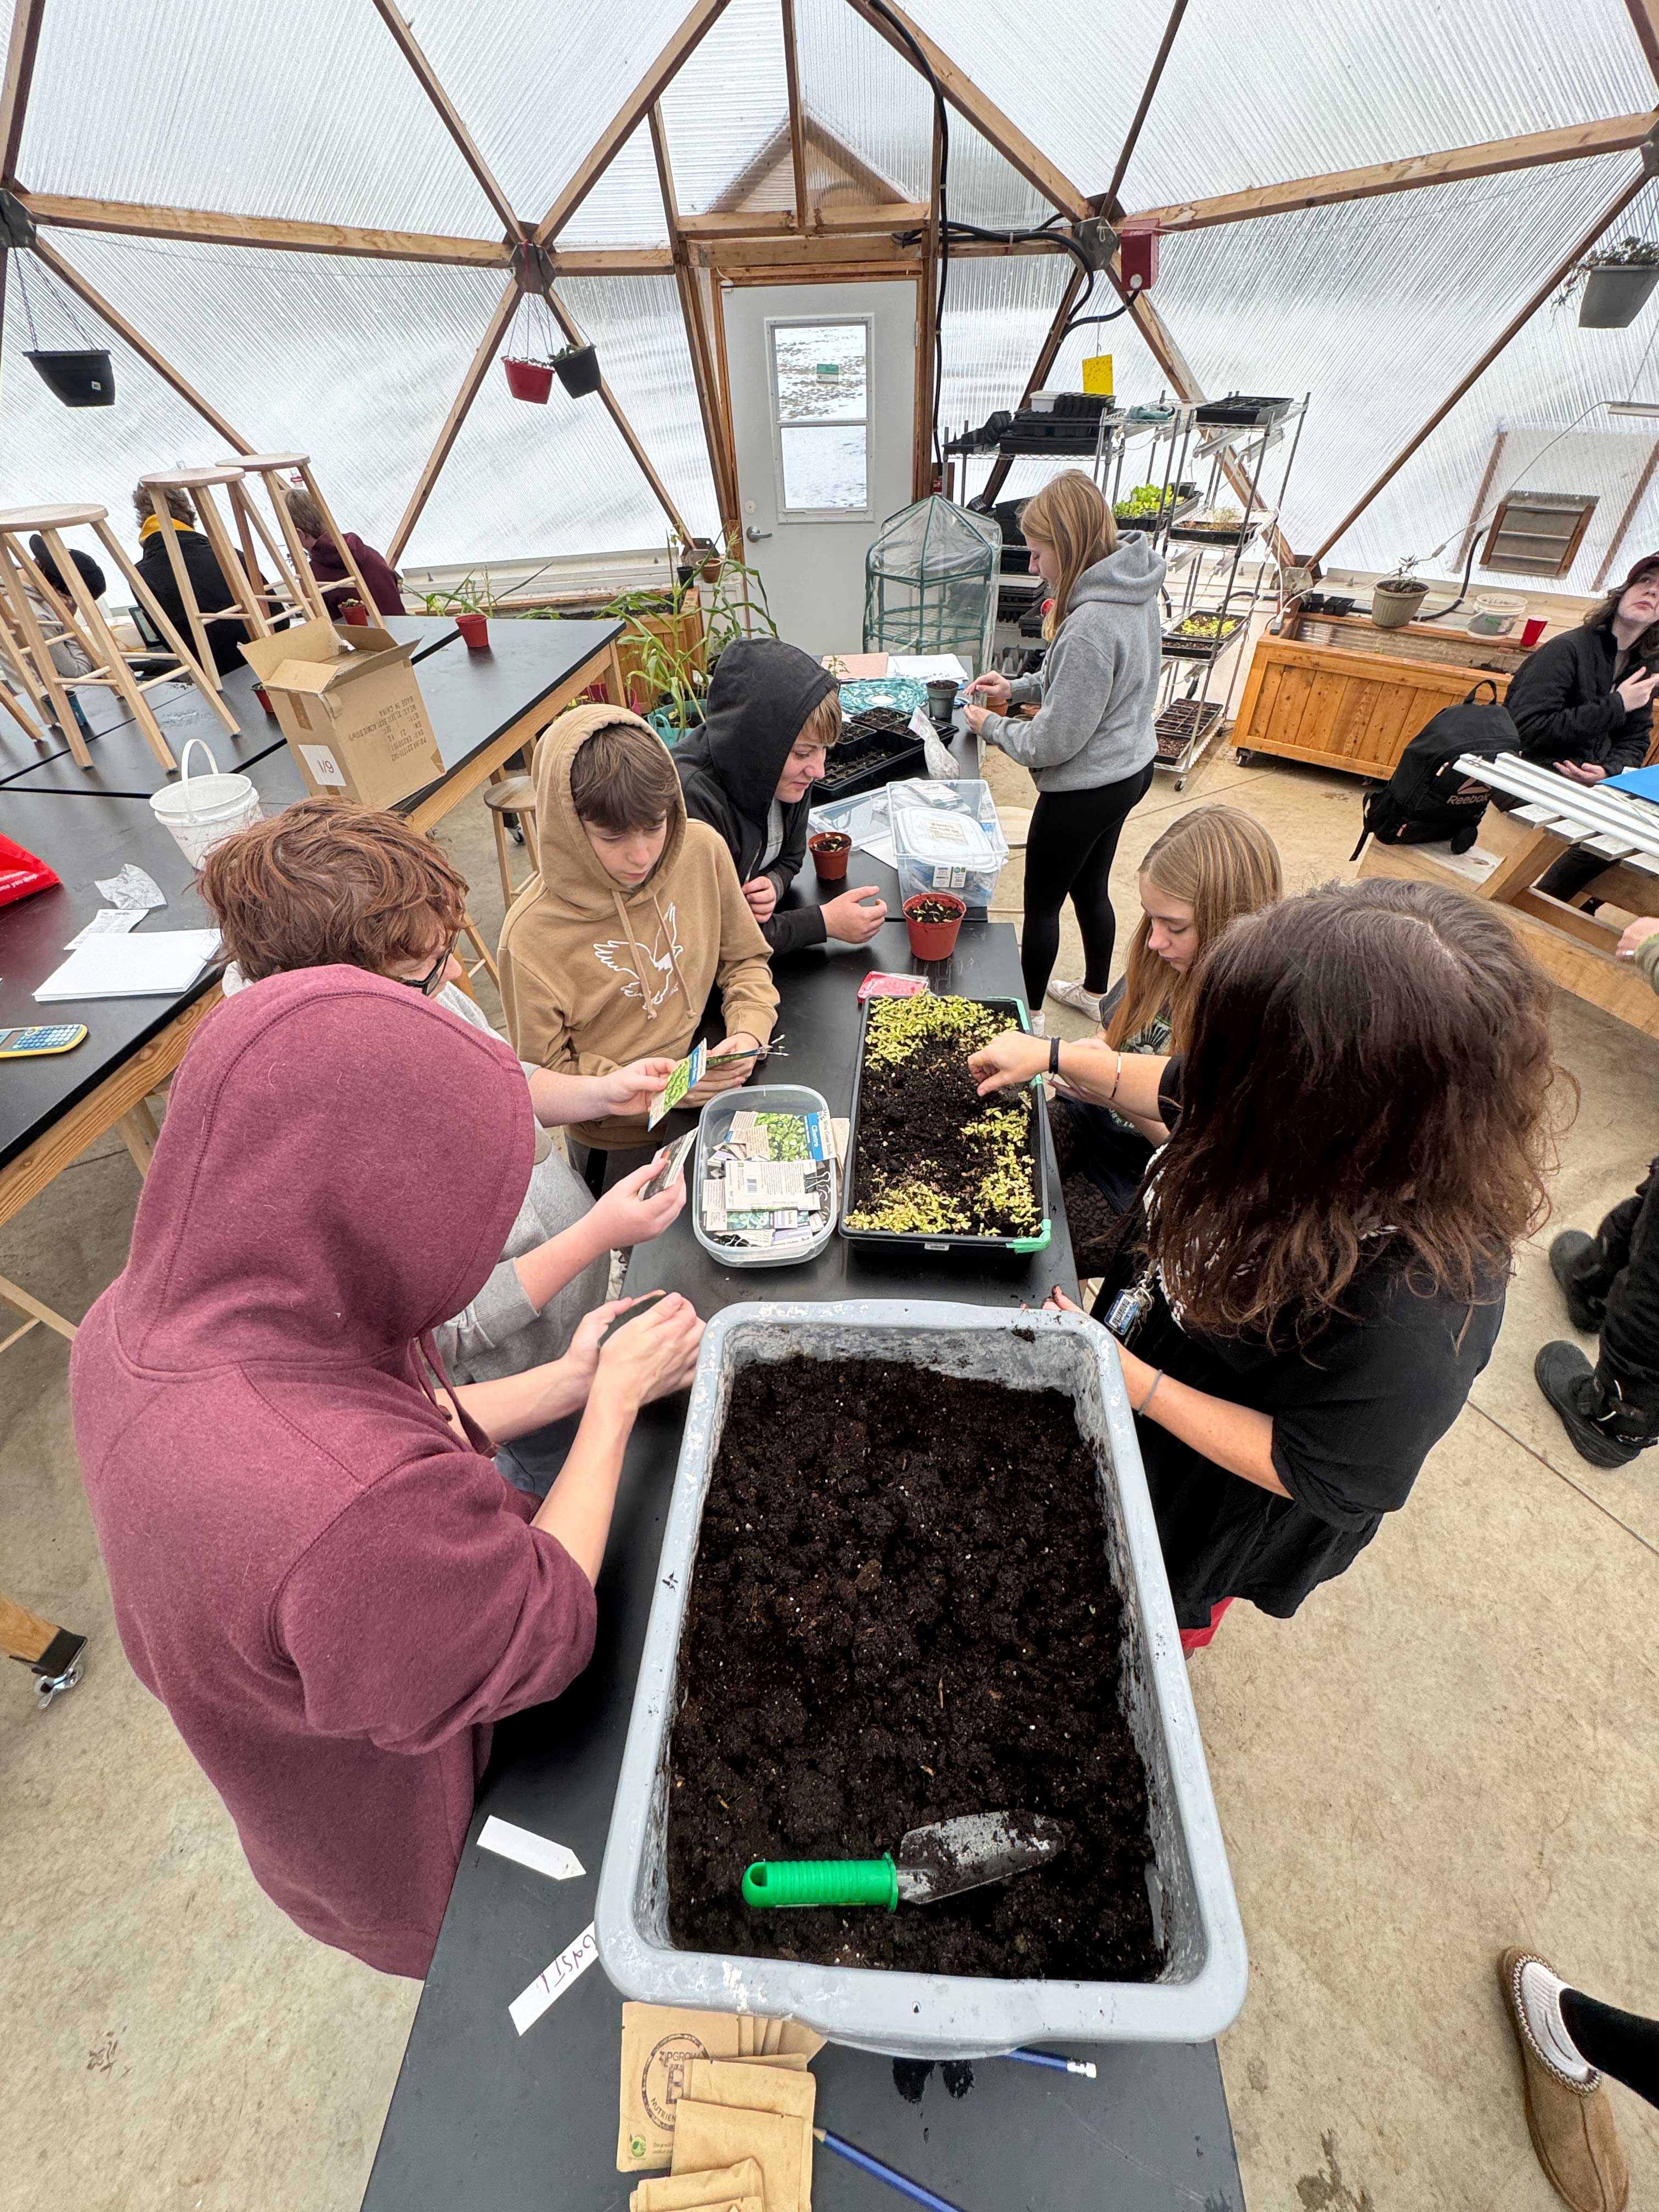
[{"xmin": 1350, "ymin": 681, "xmax": 1519, "ymax": 859}]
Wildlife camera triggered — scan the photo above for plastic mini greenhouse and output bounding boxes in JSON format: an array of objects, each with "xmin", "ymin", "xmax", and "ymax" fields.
[{"xmin": 862, "ymin": 496, "xmax": 1001, "ymax": 667}]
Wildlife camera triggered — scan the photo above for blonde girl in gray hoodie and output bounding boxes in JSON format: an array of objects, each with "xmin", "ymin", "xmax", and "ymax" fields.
[{"xmin": 964, "ymin": 469, "xmax": 1163, "ymax": 1025}]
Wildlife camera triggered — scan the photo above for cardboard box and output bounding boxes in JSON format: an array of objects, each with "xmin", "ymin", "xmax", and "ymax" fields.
[{"xmin": 241, "ymin": 619, "xmax": 443, "ymax": 811}]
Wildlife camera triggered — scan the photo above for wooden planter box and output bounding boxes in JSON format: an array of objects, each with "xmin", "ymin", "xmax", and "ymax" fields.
[{"xmin": 1233, "ymin": 634, "xmax": 1510, "ymax": 781}]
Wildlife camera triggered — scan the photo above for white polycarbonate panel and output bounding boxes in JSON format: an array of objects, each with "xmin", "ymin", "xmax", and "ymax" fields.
[
  {"xmin": 1, "ymin": 236, "xmax": 498, "ymax": 567},
  {"xmin": 390, "ymin": 0, "xmax": 685, "ymax": 224},
  {"xmin": 558, "ymin": 122, "xmax": 671, "ymax": 247},
  {"xmin": 19, "ymin": 0, "xmax": 504, "ymax": 234},
  {"xmin": 415, "ymin": 274, "xmax": 719, "ymax": 567},
  {"xmin": 1118, "ymin": 0, "xmax": 1653, "ymax": 211},
  {"xmin": 659, "ymin": 0, "xmax": 792, "ymax": 216}
]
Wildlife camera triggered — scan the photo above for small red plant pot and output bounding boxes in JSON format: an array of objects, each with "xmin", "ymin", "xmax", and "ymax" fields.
[
  {"xmin": 251, "ymin": 680, "xmax": 278, "ymax": 720},
  {"xmin": 342, "ymin": 600, "xmax": 369, "ymax": 627},
  {"xmin": 455, "ymin": 613, "xmax": 490, "ymax": 651},
  {"xmin": 810, "ymin": 831, "xmax": 851, "ymax": 882},
  {"xmin": 503, "ymin": 357, "xmax": 554, "ymax": 403},
  {"xmin": 903, "ymin": 890, "xmax": 966, "ymax": 960}
]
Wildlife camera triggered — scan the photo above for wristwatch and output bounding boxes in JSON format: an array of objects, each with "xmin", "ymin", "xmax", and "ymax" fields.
[{"xmin": 1048, "ymin": 1035, "xmax": 1061, "ymax": 1076}]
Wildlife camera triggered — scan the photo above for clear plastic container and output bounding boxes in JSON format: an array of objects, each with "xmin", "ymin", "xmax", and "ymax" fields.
[
  {"xmin": 691, "ymin": 1084, "xmax": 837, "ymax": 1270},
  {"xmin": 889, "ymin": 778, "xmax": 1009, "ymax": 908}
]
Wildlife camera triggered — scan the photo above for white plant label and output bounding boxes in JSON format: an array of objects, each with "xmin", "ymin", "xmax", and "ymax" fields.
[
  {"xmin": 509, "ymin": 1922, "xmax": 599, "ymax": 2036},
  {"xmin": 477, "ymin": 1816, "xmax": 584, "ymax": 1884}
]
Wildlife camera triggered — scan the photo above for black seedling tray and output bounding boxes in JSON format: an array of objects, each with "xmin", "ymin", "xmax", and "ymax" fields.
[
  {"xmin": 814, "ymin": 708, "xmax": 928, "ymax": 802},
  {"xmin": 1194, "ymin": 393, "xmax": 1293, "ymax": 426},
  {"xmin": 1161, "ymin": 612, "xmax": 1246, "ymax": 660},
  {"xmin": 839, "ymin": 994, "xmax": 1053, "ymax": 1261}
]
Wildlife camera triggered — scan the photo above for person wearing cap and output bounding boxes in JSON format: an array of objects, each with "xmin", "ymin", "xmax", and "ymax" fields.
[
  {"xmin": 1503, "ymin": 555, "xmax": 1659, "ymax": 906},
  {"xmin": 22, "ymin": 533, "xmax": 105, "ymax": 679}
]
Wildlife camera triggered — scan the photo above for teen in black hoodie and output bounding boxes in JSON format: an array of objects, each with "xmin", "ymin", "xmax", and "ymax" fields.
[{"xmin": 674, "ymin": 636, "xmax": 886, "ymax": 955}]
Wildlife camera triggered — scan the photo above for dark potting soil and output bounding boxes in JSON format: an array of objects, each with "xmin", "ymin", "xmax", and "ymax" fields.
[
  {"xmin": 847, "ymin": 996, "xmax": 1040, "ymax": 1239},
  {"xmin": 664, "ymin": 1359, "xmax": 1164, "ymax": 1982}
]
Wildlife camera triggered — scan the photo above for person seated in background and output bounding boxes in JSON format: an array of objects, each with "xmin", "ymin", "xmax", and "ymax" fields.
[
  {"xmin": 673, "ymin": 635, "xmax": 885, "ymax": 953},
  {"xmin": 199, "ymin": 800, "xmax": 686, "ymax": 1492},
  {"xmin": 23, "ymin": 533, "xmax": 104, "ymax": 678},
  {"xmin": 1054, "ymin": 804, "xmax": 1282, "ymax": 1273},
  {"xmin": 498, "ymin": 705, "xmax": 779, "ymax": 1176},
  {"xmin": 1534, "ymin": 909, "xmax": 1659, "ymax": 1471},
  {"xmin": 131, "ymin": 483, "xmax": 249, "ymax": 674},
  {"xmin": 972, "ymin": 878, "xmax": 1560, "ymax": 1655},
  {"xmin": 285, "ymin": 486, "xmax": 404, "ymax": 618},
  {"xmin": 70, "ymin": 963, "xmax": 703, "ymax": 1979},
  {"xmin": 1503, "ymin": 554, "xmax": 1659, "ymax": 907}
]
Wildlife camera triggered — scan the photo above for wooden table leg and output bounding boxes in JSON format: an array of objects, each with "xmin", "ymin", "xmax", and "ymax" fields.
[
  {"xmin": 1475, "ymin": 823, "xmax": 1572, "ymax": 902},
  {"xmin": 117, "ymin": 1100, "xmax": 160, "ymax": 1176},
  {"xmin": 1, "ymin": 1590, "xmax": 87, "ymax": 1703}
]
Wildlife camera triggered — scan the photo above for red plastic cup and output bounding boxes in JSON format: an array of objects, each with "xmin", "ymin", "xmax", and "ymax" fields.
[
  {"xmin": 1521, "ymin": 617, "xmax": 1547, "ymax": 648},
  {"xmin": 455, "ymin": 612, "xmax": 490, "ymax": 651}
]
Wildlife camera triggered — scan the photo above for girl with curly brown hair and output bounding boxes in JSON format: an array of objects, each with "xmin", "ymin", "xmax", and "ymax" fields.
[{"xmin": 971, "ymin": 878, "xmax": 1564, "ymax": 1649}]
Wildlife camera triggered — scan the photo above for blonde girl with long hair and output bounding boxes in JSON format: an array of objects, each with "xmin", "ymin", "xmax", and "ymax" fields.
[
  {"xmin": 1052, "ymin": 804, "xmax": 1283, "ymax": 1265},
  {"xmin": 963, "ymin": 469, "xmax": 1164, "ymax": 1024}
]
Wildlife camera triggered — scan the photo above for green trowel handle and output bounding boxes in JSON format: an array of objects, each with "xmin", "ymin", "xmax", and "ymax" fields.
[{"xmin": 742, "ymin": 1855, "xmax": 899, "ymax": 1910}]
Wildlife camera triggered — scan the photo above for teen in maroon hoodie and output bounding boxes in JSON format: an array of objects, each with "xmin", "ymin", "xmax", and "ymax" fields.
[{"xmin": 70, "ymin": 966, "xmax": 699, "ymax": 1977}]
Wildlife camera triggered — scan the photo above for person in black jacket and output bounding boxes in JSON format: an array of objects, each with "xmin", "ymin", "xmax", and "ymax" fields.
[
  {"xmin": 131, "ymin": 485, "xmax": 250, "ymax": 675},
  {"xmin": 1504, "ymin": 555, "xmax": 1659, "ymax": 903},
  {"xmin": 674, "ymin": 636, "xmax": 885, "ymax": 956}
]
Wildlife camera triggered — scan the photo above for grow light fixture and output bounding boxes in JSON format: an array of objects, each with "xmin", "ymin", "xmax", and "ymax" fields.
[{"xmin": 1604, "ymin": 399, "xmax": 1659, "ymax": 417}]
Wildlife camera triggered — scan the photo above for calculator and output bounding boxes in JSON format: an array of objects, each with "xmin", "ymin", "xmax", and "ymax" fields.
[{"xmin": 0, "ymin": 1024, "xmax": 89, "ymax": 1058}]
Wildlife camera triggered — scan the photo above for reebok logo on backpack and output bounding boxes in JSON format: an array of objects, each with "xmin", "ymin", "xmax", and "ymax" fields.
[{"xmin": 1351, "ymin": 681, "xmax": 1519, "ymax": 859}]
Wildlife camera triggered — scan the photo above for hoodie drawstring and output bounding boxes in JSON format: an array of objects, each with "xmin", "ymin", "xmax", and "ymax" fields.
[{"xmin": 610, "ymin": 887, "xmax": 670, "ymax": 1026}]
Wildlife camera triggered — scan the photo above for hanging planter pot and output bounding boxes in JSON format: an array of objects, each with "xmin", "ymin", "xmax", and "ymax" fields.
[
  {"xmin": 503, "ymin": 356, "xmax": 555, "ymax": 404},
  {"xmin": 554, "ymin": 343, "xmax": 601, "ymax": 398},
  {"xmin": 1579, "ymin": 264, "xmax": 1659, "ymax": 329},
  {"xmin": 26, "ymin": 347, "xmax": 115, "ymax": 408}
]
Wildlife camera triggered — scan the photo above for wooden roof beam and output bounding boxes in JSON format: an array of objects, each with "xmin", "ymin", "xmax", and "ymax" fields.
[
  {"xmin": 649, "ymin": 100, "xmax": 739, "ymax": 529},
  {"xmin": 1125, "ymin": 112, "xmax": 1658, "ymax": 233},
  {"xmin": 1103, "ymin": 0, "xmax": 1188, "ymax": 215},
  {"xmin": 369, "ymin": 0, "xmax": 526, "ymax": 241},
  {"xmin": 1624, "ymin": 1, "xmax": 1659, "ymax": 87},
  {"xmin": 543, "ymin": 282, "xmax": 693, "ymax": 543},
  {"xmin": 387, "ymin": 281, "xmax": 517, "ymax": 564},
  {"xmin": 0, "ymin": 0, "xmax": 47, "ymax": 183},
  {"xmin": 780, "ymin": 0, "xmax": 810, "ymax": 230},
  {"xmin": 1310, "ymin": 167, "xmax": 1649, "ymax": 566},
  {"xmin": 842, "ymin": 0, "xmax": 1090, "ymax": 220},
  {"xmin": 17, "ymin": 190, "xmax": 514, "ymax": 264},
  {"xmin": 533, "ymin": 0, "xmax": 733, "ymax": 246}
]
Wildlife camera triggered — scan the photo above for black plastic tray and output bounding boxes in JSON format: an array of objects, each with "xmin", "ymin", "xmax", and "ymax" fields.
[
  {"xmin": 839, "ymin": 994, "xmax": 1053, "ymax": 1260},
  {"xmin": 1194, "ymin": 393, "xmax": 1293, "ymax": 426},
  {"xmin": 1161, "ymin": 613, "xmax": 1247, "ymax": 661},
  {"xmin": 814, "ymin": 719, "xmax": 928, "ymax": 803}
]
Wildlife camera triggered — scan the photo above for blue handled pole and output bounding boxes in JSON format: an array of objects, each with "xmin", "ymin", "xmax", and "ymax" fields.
[
  {"xmin": 815, "ymin": 2128, "xmax": 969, "ymax": 2212},
  {"xmin": 1001, "ymin": 2047, "xmax": 1098, "ymax": 2080}
]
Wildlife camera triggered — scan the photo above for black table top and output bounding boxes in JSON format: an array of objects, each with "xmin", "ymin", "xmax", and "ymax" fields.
[
  {"xmin": 0, "ymin": 620, "xmax": 622, "ymax": 1173},
  {"xmin": 361, "ymin": 914, "xmax": 1242, "ymax": 2212},
  {"xmin": 0, "ymin": 787, "xmax": 221, "ymax": 1175}
]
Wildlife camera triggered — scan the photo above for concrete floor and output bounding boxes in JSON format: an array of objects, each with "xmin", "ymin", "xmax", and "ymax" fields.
[{"xmin": 3, "ymin": 739, "xmax": 1656, "ymax": 2212}]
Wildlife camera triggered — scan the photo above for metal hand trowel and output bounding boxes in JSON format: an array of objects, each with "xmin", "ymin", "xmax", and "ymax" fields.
[{"xmin": 741, "ymin": 1812, "xmax": 1070, "ymax": 1912}]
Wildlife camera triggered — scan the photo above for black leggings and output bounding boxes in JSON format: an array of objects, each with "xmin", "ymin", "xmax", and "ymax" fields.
[
  {"xmin": 1560, "ymin": 1158, "xmax": 1659, "ymax": 1414},
  {"xmin": 1021, "ymin": 761, "xmax": 1154, "ymax": 1005},
  {"xmin": 1562, "ymin": 1988, "xmax": 1659, "ymax": 2109}
]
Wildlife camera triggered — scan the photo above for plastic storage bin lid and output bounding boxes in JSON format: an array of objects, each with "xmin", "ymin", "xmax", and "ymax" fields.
[{"xmin": 891, "ymin": 805, "xmax": 1002, "ymax": 873}]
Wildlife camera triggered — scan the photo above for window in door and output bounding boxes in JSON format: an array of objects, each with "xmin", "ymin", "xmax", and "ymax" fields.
[{"xmin": 768, "ymin": 317, "xmax": 871, "ymax": 521}]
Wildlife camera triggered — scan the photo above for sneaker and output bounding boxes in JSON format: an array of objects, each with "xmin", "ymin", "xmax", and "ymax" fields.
[
  {"xmin": 1549, "ymin": 1231, "xmax": 1607, "ymax": 1335},
  {"xmin": 1534, "ymin": 1342, "xmax": 1654, "ymax": 1469},
  {"xmin": 1046, "ymin": 979, "xmax": 1104, "ymax": 1021},
  {"xmin": 1498, "ymin": 1948, "xmax": 1629, "ymax": 2212}
]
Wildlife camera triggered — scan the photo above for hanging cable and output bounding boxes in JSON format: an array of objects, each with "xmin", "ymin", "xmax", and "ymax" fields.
[{"xmin": 862, "ymin": 0, "xmax": 951, "ymax": 482}]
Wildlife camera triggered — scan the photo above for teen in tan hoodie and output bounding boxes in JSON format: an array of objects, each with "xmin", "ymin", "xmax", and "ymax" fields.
[{"xmin": 499, "ymin": 705, "xmax": 779, "ymax": 1151}]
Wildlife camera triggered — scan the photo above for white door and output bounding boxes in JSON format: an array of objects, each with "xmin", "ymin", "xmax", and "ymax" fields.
[{"xmin": 723, "ymin": 280, "xmax": 916, "ymax": 658}]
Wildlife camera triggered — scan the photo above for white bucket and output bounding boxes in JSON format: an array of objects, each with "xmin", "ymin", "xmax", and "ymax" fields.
[
  {"xmin": 1467, "ymin": 591, "xmax": 1526, "ymax": 638},
  {"xmin": 149, "ymin": 738, "xmax": 262, "ymax": 867}
]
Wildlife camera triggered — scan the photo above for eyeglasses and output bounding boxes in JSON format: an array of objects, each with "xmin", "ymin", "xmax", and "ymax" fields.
[{"xmin": 396, "ymin": 936, "xmax": 458, "ymax": 997}]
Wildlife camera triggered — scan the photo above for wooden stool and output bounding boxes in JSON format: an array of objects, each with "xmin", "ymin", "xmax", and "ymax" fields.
[
  {"xmin": 0, "ymin": 502, "xmax": 235, "ymax": 770},
  {"xmin": 483, "ymin": 772, "xmax": 540, "ymax": 907},
  {"xmin": 217, "ymin": 452, "xmax": 378, "ymax": 620},
  {"xmin": 458, "ymin": 909, "xmax": 499, "ymax": 992},
  {"xmin": 137, "ymin": 467, "xmax": 279, "ymax": 690},
  {"xmin": 1, "ymin": 1590, "xmax": 86, "ymax": 1707}
]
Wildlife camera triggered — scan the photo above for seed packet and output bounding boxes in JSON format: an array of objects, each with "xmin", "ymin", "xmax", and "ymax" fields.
[
  {"xmin": 650, "ymin": 1043, "xmax": 707, "ymax": 1128},
  {"xmin": 631, "ymin": 2157, "xmax": 764, "ymax": 2210},
  {"xmin": 618, "ymin": 2004, "xmax": 745, "ymax": 2171},
  {"xmin": 672, "ymin": 2101, "xmax": 810, "ymax": 2212}
]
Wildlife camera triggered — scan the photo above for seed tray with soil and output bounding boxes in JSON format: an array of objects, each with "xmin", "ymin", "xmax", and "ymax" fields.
[
  {"xmin": 840, "ymin": 994, "xmax": 1051, "ymax": 1255},
  {"xmin": 814, "ymin": 708, "xmax": 928, "ymax": 801},
  {"xmin": 664, "ymin": 1356, "xmax": 1163, "ymax": 1983}
]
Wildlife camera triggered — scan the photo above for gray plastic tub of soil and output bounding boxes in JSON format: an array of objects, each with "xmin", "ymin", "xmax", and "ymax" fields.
[{"xmin": 594, "ymin": 1299, "xmax": 1246, "ymax": 2056}]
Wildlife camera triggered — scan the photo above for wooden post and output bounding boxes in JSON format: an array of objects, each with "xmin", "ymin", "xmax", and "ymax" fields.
[
  {"xmin": 650, "ymin": 103, "xmax": 738, "ymax": 532},
  {"xmin": 913, "ymin": 112, "xmax": 944, "ymax": 499},
  {"xmin": 1457, "ymin": 430, "xmax": 1508, "ymax": 568},
  {"xmin": 780, "ymin": 0, "xmax": 810, "ymax": 231},
  {"xmin": 1311, "ymin": 168, "xmax": 1647, "ymax": 566}
]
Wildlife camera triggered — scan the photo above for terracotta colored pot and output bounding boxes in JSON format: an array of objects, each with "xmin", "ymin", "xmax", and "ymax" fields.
[
  {"xmin": 904, "ymin": 891, "xmax": 966, "ymax": 960},
  {"xmin": 455, "ymin": 612, "xmax": 490, "ymax": 651},
  {"xmin": 342, "ymin": 601, "xmax": 369, "ymax": 627},
  {"xmin": 503, "ymin": 357, "xmax": 554, "ymax": 403},
  {"xmin": 810, "ymin": 831, "xmax": 850, "ymax": 882},
  {"xmin": 252, "ymin": 680, "xmax": 278, "ymax": 720}
]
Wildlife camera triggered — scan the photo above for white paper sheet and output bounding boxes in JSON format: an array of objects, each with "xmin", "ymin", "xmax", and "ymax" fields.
[
  {"xmin": 889, "ymin": 654, "xmax": 968, "ymax": 682},
  {"xmin": 65, "ymin": 909, "xmax": 145, "ymax": 949},
  {"xmin": 35, "ymin": 930, "xmax": 221, "ymax": 1001}
]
